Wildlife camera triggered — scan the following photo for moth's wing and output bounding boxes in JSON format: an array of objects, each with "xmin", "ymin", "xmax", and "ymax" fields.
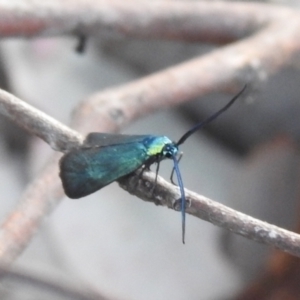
[
  {"xmin": 59, "ymin": 142, "xmax": 148, "ymax": 199},
  {"xmin": 84, "ymin": 133, "xmax": 151, "ymax": 147}
]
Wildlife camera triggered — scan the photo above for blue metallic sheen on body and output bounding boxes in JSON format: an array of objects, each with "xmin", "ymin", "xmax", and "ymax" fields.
[{"xmin": 60, "ymin": 133, "xmax": 177, "ymax": 199}]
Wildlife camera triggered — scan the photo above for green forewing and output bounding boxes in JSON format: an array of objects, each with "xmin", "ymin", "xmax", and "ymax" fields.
[
  {"xmin": 60, "ymin": 142, "xmax": 149, "ymax": 199},
  {"xmin": 84, "ymin": 133, "xmax": 151, "ymax": 147}
]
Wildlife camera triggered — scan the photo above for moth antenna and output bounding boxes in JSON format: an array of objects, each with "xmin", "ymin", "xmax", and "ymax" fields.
[
  {"xmin": 176, "ymin": 85, "xmax": 246, "ymax": 146},
  {"xmin": 172, "ymin": 155, "xmax": 186, "ymax": 244}
]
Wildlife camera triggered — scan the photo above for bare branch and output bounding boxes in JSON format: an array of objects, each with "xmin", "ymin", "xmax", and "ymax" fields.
[
  {"xmin": 1, "ymin": 84, "xmax": 300, "ymax": 261},
  {"xmin": 73, "ymin": 18, "xmax": 300, "ymax": 133},
  {"xmin": 0, "ymin": 156, "xmax": 64, "ymax": 263},
  {"xmin": 120, "ymin": 172, "xmax": 300, "ymax": 257},
  {"xmin": 0, "ymin": 0, "xmax": 287, "ymax": 42},
  {"xmin": 0, "ymin": 89, "xmax": 83, "ymax": 151}
]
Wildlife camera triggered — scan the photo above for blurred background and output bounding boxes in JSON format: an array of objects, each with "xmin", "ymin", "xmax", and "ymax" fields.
[{"xmin": 0, "ymin": 0, "xmax": 300, "ymax": 299}]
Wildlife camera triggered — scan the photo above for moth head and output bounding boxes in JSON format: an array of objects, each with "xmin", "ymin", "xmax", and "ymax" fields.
[{"xmin": 162, "ymin": 143, "xmax": 178, "ymax": 158}]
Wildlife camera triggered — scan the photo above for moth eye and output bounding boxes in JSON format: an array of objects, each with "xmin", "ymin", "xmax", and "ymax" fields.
[{"xmin": 162, "ymin": 144, "xmax": 175, "ymax": 158}]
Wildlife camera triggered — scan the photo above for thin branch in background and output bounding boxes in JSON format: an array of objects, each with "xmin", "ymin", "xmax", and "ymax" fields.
[
  {"xmin": 0, "ymin": 1, "xmax": 298, "ymax": 266},
  {"xmin": 71, "ymin": 7, "xmax": 300, "ymax": 133},
  {"xmin": 0, "ymin": 267, "xmax": 108, "ymax": 300},
  {"xmin": 0, "ymin": 1, "xmax": 290, "ymax": 43}
]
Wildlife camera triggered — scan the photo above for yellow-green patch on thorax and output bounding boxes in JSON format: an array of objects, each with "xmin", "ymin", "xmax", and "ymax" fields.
[{"xmin": 144, "ymin": 136, "xmax": 173, "ymax": 156}]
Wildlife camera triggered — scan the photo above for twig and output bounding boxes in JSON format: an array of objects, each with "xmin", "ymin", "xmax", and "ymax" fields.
[
  {"xmin": 0, "ymin": 87, "xmax": 300, "ymax": 260},
  {"xmin": 0, "ymin": 1, "xmax": 300, "ymax": 263},
  {"xmin": 0, "ymin": 89, "xmax": 83, "ymax": 151},
  {"xmin": 0, "ymin": 0, "xmax": 292, "ymax": 43},
  {"xmin": 120, "ymin": 172, "xmax": 300, "ymax": 257},
  {"xmin": 71, "ymin": 8, "xmax": 300, "ymax": 133}
]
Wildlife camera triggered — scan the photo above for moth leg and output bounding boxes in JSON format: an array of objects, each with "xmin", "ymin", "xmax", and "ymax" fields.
[
  {"xmin": 150, "ymin": 158, "xmax": 160, "ymax": 196},
  {"xmin": 135, "ymin": 164, "xmax": 148, "ymax": 185},
  {"xmin": 170, "ymin": 152, "xmax": 183, "ymax": 185},
  {"xmin": 133, "ymin": 162, "xmax": 153, "ymax": 190},
  {"xmin": 134, "ymin": 157, "xmax": 161, "ymax": 204}
]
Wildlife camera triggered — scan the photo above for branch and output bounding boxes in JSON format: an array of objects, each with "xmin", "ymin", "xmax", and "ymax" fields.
[
  {"xmin": 0, "ymin": 1, "xmax": 300, "ymax": 263},
  {"xmin": 0, "ymin": 89, "xmax": 83, "ymax": 151},
  {"xmin": 0, "ymin": 89, "xmax": 300, "ymax": 261},
  {"xmin": 0, "ymin": 0, "xmax": 288, "ymax": 43},
  {"xmin": 120, "ymin": 172, "xmax": 300, "ymax": 257},
  {"xmin": 71, "ymin": 8, "xmax": 300, "ymax": 133}
]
